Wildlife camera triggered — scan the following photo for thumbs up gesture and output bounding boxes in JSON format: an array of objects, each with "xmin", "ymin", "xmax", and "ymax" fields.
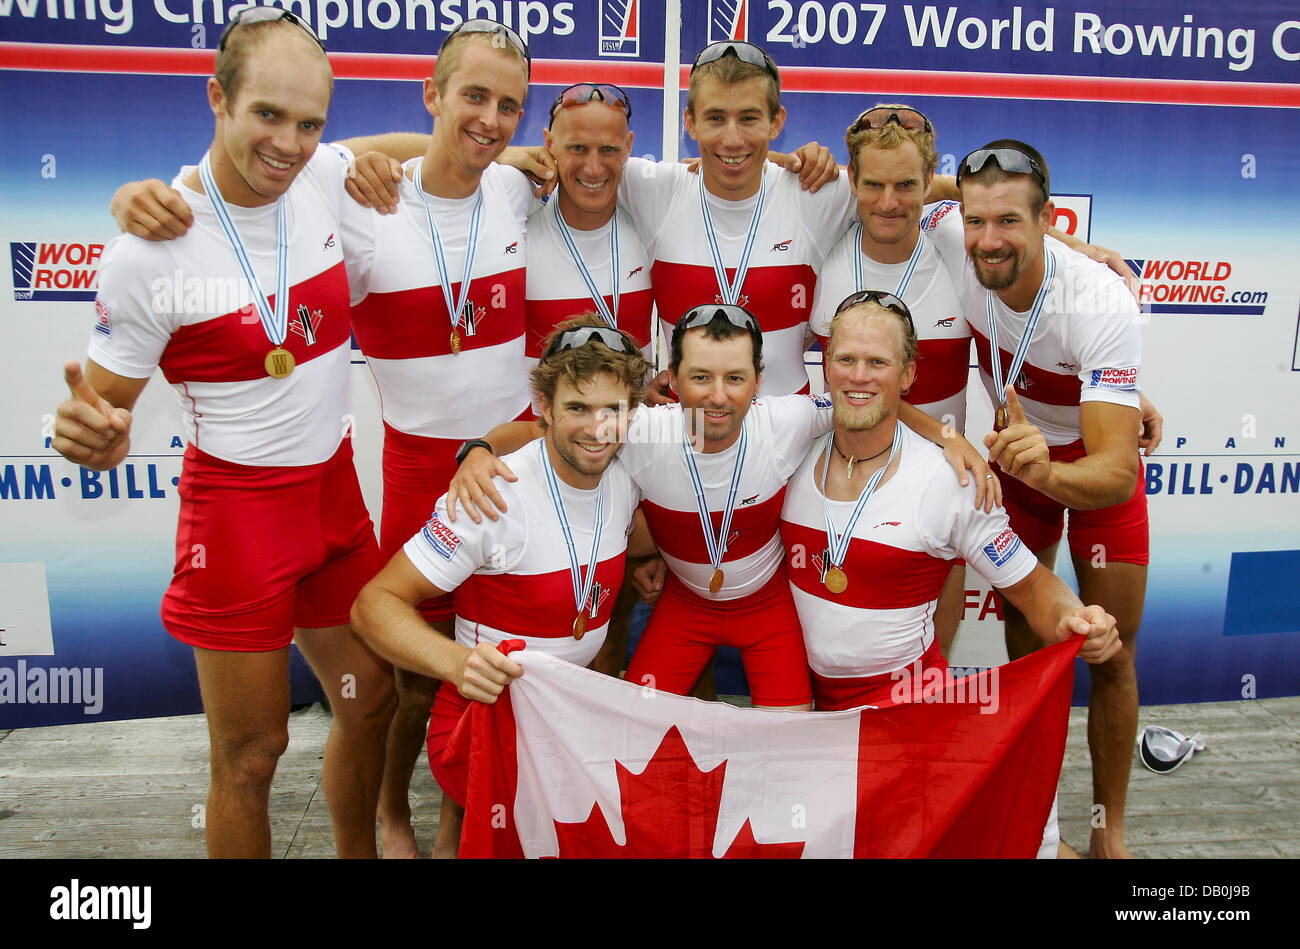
[
  {"xmin": 52, "ymin": 361, "xmax": 133, "ymax": 470},
  {"xmin": 983, "ymin": 385, "xmax": 1050, "ymax": 490}
]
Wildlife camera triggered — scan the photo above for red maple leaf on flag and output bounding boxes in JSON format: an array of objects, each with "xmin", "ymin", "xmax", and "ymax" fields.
[{"xmin": 550, "ymin": 725, "xmax": 804, "ymax": 859}]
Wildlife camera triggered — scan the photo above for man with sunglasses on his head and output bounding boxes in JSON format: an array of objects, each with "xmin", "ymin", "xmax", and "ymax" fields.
[
  {"xmin": 930, "ymin": 140, "xmax": 1149, "ymax": 859},
  {"xmin": 525, "ymin": 82, "xmax": 656, "ymax": 368},
  {"xmin": 448, "ymin": 305, "xmax": 841, "ymax": 712},
  {"xmin": 523, "ymin": 82, "xmax": 669, "ymax": 682},
  {"xmin": 352, "ymin": 315, "xmax": 650, "ymax": 857},
  {"xmin": 51, "ymin": 10, "xmax": 407, "ymax": 858},
  {"xmin": 334, "ymin": 18, "xmax": 543, "ymax": 858},
  {"xmin": 810, "ymin": 105, "xmax": 987, "ymax": 661},
  {"xmin": 103, "ymin": 17, "xmax": 543, "ymax": 858},
  {"xmin": 781, "ymin": 291, "xmax": 1122, "ymax": 856},
  {"xmin": 611, "ymin": 43, "xmax": 999, "ymax": 485}
]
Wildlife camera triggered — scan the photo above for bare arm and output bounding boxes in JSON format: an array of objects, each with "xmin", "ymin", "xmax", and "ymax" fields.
[
  {"xmin": 350, "ymin": 552, "xmax": 523, "ymax": 703},
  {"xmin": 926, "ymin": 174, "xmax": 958, "ymax": 202},
  {"xmin": 336, "ymin": 133, "xmax": 431, "ymax": 213},
  {"xmin": 985, "ymin": 388, "xmax": 1138, "ymax": 510},
  {"xmin": 1048, "ymin": 401, "xmax": 1141, "ymax": 509},
  {"xmin": 997, "ymin": 562, "xmax": 1120, "ymax": 664},
  {"xmin": 335, "ymin": 132, "xmax": 428, "ymax": 161},
  {"xmin": 51, "ymin": 360, "xmax": 148, "ymax": 470}
]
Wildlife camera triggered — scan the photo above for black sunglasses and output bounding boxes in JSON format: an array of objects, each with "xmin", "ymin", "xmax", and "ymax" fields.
[
  {"xmin": 833, "ymin": 290, "xmax": 916, "ymax": 334},
  {"xmin": 542, "ymin": 326, "xmax": 640, "ymax": 361},
  {"xmin": 218, "ymin": 7, "xmax": 325, "ymax": 53},
  {"xmin": 958, "ymin": 146, "xmax": 1049, "ymax": 201},
  {"xmin": 548, "ymin": 83, "xmax": 632, "ymax": 126},
  {"xmin": 676, "ymin": 304, "xmax": 761, "ymax": 336},
  {"xmin": 442, "ymin": 18, "xmax": 531, "ymax": 77},
  {"xmin": 850, "ymin": 106, "xmax": 932, "ymax": 134},
  {"xmin": 690, "ymin": 41, "xmax": 780, "ymax": 83}
]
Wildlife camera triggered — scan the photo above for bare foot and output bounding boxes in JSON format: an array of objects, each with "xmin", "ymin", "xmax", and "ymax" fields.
[
  {"xmin": 379, "ymin": 815, "xmax": 421, "ymax": 859},
  {"xmin": 1089, "ymin": 827, "xmax": 1133, "ymax": 859},
  {"xmin": 1057, "ymin": 839, "xmax": 1084, "ymax": 859}
]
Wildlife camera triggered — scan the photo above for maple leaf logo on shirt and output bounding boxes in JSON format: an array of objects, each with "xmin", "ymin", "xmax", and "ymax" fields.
[
  {"xmin": 289, "ymin": 305, "xmax": 324, "ymax": 345},
  {"xmin": 550, "ymin": 726, "xmax": 804, "ymax": 858}
]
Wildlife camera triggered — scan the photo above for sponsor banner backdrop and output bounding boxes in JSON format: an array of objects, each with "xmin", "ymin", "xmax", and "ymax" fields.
[{"xmin": 1, "ymin": 1, "xmax": 1296, "ymax": 725}]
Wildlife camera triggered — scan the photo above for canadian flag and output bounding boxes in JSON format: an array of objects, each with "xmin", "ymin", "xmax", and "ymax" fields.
[{"xmin": 441, "ymin": 639, "xmax": 1079, "ymax": 858}]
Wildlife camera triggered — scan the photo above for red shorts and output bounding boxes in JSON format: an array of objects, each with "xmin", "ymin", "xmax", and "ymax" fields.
[
  {"xmin": 162, "ymin": 440, "xmax": 381, "ymax": 652},
  {"xmin": 380, "ymin": 425, "xmax": 460, "ymax": 624},
  {"xmin": 625, "ymin": 566, "xmax": 812, "ymax": 707},
  {"xmin": 427, "ymin": 684, "xmax": 471, "ymax": 798},
  {"xmin": 812, "ymin": 638, "xmax": 948, "ymax": 711},
  {"xmin": 995, "ymin": 439, "xmax": 1148, "ymax": 566}
]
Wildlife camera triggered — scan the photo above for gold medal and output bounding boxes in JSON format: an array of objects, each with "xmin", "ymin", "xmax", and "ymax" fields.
[
  {"xmin": 265, "ymin": 347, "xmax": 295, "ymax": 379},
  {"xmin": 824, "ymin": 566, "xmax": 848, "ymax": 594},
  {"xmin": 709, "ymin": 568, "xmax": 724, "ymax": 594},
  {"xmin": 450, "ymin": 331, "xmax": 461, "ymax": 354},
  {"xmin": 994, "ymin": 405, "xmax": 1009, "ymax": 432},
  {"xmin": 572, "ymin": 614, "xmax": 586, "ymax": 640}
]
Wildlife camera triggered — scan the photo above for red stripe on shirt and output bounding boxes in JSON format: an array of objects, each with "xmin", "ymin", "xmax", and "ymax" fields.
[
  {"xmin": 351, "ymin": 268, "xmax": 525, "ymax": 359},
  {"xmin": 969, "ymin": 326, "xmax": 1082, "ymax": 408},
  {"xmin": 524, "ymin": 288, "xmax": 654, "ymax": 358},
  {"xmin": 456, "ymin": 554, "xmax": 627, "ymax": 638},
  {"xmin": 159, "ymin": 261, "xmax": 350, "ymax": 383},
  {"xmin": 910, "ymin": 336, "xmax": 973, "ymax": 406},
  {"xmin": 651, "ymin": 261, "xmax": 815, "ymax": 333},
  {"xmin": 782, "ymin": 520, "xmax": 954, "ymax": 609},
  {"xmin": 642, "ymin": 489, "xmax": 786, "ymax": 564}
]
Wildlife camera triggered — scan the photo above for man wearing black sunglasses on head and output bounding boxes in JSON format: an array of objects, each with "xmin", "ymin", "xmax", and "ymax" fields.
[
  {"xmin": 352, "ymin": 314, "xmax": 651, "ymax": 857},
  {"xmin": 781, "ymin": 291, "xmax": 1121, "ymax": 857},
  {"xmin": 524, "ymin": 83, "xmax": 658, "ymax": 376},
  {"xmin": 103, "ymin": 17, "xmax": 544, "ymax": 859},
  {"xmin": 939, "ymin": 140, "xmax": 1150, "ymax": 859}
]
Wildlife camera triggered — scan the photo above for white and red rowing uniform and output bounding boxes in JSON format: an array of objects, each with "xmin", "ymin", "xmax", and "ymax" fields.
[
  {"xmin": 927, "ymin": 213, "xmax": 1149, "ymax": 562},
  {"xmin": 89, "ymin": 145, "xmax": 379, "ymax": 650},
  {"xmin": 619, "ymin": 159, "xmax": 856, "ymax": 395},
  {"xmin": 781, "ymin": 425, "xmax": 1038, "ymax": 709},
  {"xmin": 524, "ymin": 201, "xmax": 655, "ymax": 364},
  {"xmin": 406, "ymin": 439, "xmax": 641, "ymax": 789},
  {"xmin": 811, "ymin": 201, "xmax": 972, "ymax": 432},
  {"xmin": 620, "ymin": 395, "xmax": 833, "ymax": 707},
  {"xmin": 342, "ymin": 159, "xmax": 538, "ymax": 609}
]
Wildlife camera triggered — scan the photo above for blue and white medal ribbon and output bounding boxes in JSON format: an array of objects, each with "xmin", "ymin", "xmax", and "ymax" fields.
[
  {"xmin": 698, "ymin": 172, "xmax": 764, "ymax": 306},
  {"xmin": 987, "ymin": 248, "xmax": 1056, "ymax": 428},
  {"xmin": 853, "ymin": 222, "xmax": 925, "ymax": 298},
  {"xmin": 819, "ymin": 421, "xmax": 902, "ymax": 594},
  {"xmin": 539, "ymin": 440, "xmax": 606, "ymax": 639},
  {"xmin": 681, "ymin": 415, "xmax": 748, "ymax": 594},
  {"xmin": 199, "ymin": 154, "xmax": 292, "ymax": 378},
  {"xmin": 553, "ymin": 199, "xmax": 619, "ymax": 328},
  {"xmin": 415, "ymin": 164, "xmax": 483, "ymax": 354}
]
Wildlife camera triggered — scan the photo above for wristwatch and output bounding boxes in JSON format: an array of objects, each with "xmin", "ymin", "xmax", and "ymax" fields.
[{"xmin": 454, "ymin": 439, "xmax": 493, "ymax": 466}]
